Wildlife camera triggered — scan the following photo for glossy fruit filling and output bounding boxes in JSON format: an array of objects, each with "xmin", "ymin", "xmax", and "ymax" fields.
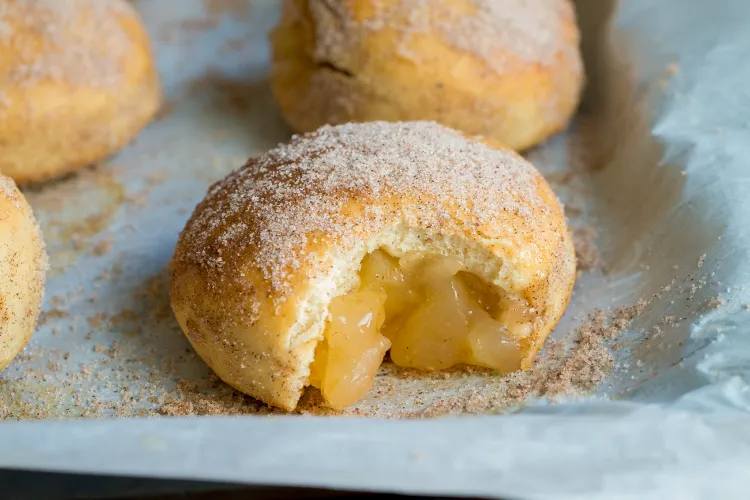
[{"xmin": 309, "ymin": 250, "xmax": 533, "ymax": 409}]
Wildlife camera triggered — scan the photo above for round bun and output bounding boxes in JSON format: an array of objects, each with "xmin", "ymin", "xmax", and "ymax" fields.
[
  {"xmin": 172, "ymin": 121, "xmax": 575, "ymax": 410},
  {"xmin": 270, "ymin": 0, "xmax": 583, "ymax": 151},
  {"xmin": 0, "ymin": 174, "xmax": 47, "ymax": 371},
  {"xmin": 0, "ymin": 0, "xmax": 161, "ymax": 185}
]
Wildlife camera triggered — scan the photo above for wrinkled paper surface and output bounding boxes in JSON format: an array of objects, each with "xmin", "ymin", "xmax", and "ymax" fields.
[{"xmin": 2, "ymin": 0, "xmax": 750, "ymax": 498}]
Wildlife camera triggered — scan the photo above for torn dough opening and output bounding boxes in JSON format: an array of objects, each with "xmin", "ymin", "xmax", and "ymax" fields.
[{"xmin": 309, "ymin": 249, "xmax": 538, "ymax": 410}]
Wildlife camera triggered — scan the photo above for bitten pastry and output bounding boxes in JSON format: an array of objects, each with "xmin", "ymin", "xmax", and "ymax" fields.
[
  {"xmin": 0, "ymin": 0, "xmax": 161, "ymax": 185},
  {"xmin": 270, "ymin": 0, "xmax": 583, "ymax": 151},
  {"xmin": 0, "ymin": 174, "xmax": 47, "ymax": 371},
  {"xmin": 171, "ymin": 122, "xmax": 576, "ymax": 411}
]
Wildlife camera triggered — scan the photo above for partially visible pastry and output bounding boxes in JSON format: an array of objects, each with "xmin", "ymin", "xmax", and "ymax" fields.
[
  {"xmin": 271, "ymin": 0, "xmax": 583, "ymax": 151},
  {"xmin": 0, "ymin": 174, "xmax": 47, "ymax": 371},
  {"xmin": 171, "ymin": 121, "xmax": 576, "ymax": 411},
  {"xmin": 0, "ymin": 0, "xmax": 161, "ymax": 185}
]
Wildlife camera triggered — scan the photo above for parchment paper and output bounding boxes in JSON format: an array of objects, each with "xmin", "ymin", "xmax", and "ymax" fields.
[{"xmin": 2, "ymin": 0, "xmax": 750, "ymax": 498}]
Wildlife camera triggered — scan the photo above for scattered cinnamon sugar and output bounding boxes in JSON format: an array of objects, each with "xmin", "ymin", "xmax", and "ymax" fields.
[
  {"xmin": 159, "ymin": 379, "xmax": 273, "ymax": 417},
  {"xmin": 542, "ymin": 300, "xmax": 647, "ymax": 396},
  {"xmin": 23, "ymin": 166, "xmax": 124, "ymax": 275}
]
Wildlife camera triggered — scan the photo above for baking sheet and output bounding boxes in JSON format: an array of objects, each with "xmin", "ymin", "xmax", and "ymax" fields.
[{"xmin": 2, "ymin": 0, "xmax": 750, "ymax": 497}]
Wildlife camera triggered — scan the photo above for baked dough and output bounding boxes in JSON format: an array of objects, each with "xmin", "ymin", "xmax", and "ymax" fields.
[
  {"xmin": 0, "ymin": 0, "xmax": 161, "ymax": 185},
  {"xmin": 0, "ymin": 174, "xmax": 47, "ymax": 372},
  {"xmin": 171, "ymin": 121, "xmax": 576, "ymax": 411},
  {"xmin": 270, "ymin": 0, "xmax": 583, "ymax": 151}
]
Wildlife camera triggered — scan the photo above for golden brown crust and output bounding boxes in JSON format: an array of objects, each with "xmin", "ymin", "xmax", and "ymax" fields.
[
  {"xmin": 171, "ymin": 121, "xmax": 576, "ymax": 410},
  {"xmin": 271, "ymin": 0, "xmax": 583, "ymax": 151},
  {"xmin": 0, "ymin": 0, "xmax": 161, "ymax": 185},
  {"xmin": 0, "ymin": 174, "xmax": 47, "ymax": 371}
]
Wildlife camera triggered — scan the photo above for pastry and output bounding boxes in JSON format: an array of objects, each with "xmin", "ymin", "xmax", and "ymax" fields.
[
  {"xmin": 0, "ymin": 0, "xmax": 161, "ymax": 185},
  {"xmin": 171, "ymin": 121, "xmax": 576, "ymax": 411},
  {"xmin": 0, "ymin": 174, "xmax": 47, "ymax": 371},
  {"xmin": 270, "ymin": 0, "xmax": 583, "ymax": 151}
]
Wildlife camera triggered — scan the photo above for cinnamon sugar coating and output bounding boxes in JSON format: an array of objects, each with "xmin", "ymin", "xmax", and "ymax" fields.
[
  {"xmin": 171, "ymin": 121, "xmax": 576, "ymax": 410},
  {"xmin": 271, "ymin": 0, "xmax": 583, "ymax": 151}
]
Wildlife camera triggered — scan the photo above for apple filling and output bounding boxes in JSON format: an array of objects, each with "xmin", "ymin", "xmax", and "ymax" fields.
[{"xmin": 309, "ymin": 250, "xmax": 535, "ymax": 409}]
